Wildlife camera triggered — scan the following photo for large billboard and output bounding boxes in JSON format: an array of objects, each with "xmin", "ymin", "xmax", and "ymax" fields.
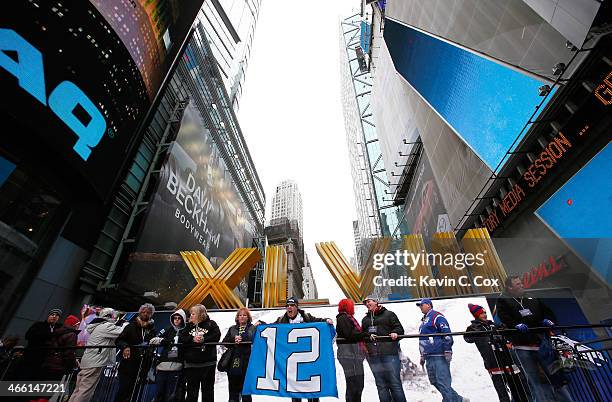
[
  {"xmin": 384, "ymin": 19, "xmax": 553, "ymax": 169},
  {"xmin": 402, "ymin": 150, "xmax": 449, "ymax": 240},
  {"xmin": 0, "ymin": 0, "xmax": 203, "ymax": 198},
  {"xmin": 123, "ymin": 102, "xmax": 256, "ymax": 303},
  {"xmin": 536, "ymin": 143, "xmax": 612, "ymax": 285}
]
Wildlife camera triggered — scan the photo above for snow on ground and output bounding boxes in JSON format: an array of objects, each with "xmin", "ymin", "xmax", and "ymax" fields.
[{"xmin": 209, "ymin": 297, "xmax": 497, "ymax": 401}]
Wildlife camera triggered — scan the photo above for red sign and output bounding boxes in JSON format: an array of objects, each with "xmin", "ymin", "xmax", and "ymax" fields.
[{"xmin": 521, "ymin": 255, "xmax": 564, "ymax": 289}]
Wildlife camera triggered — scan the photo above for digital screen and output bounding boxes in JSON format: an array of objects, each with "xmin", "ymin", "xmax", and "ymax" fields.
[
  {"xmin": 124, "ymin": 102, "xmax": 256, "ymax": 303},
  {"xmin": 384, "ymin": 19, "xmax": 553, "ymax": 169},
  {"xmin": 536, "ymin": 143, "xmax": 612, "ymax": 284},
  {"xmin": 0, "ymin": 1, "xmax": 202, "ymax": 198}
]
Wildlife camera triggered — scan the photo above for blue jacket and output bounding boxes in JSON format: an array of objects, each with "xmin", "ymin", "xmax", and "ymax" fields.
[{"xmin": 418, "ymin": 309, "xmax": 453, "ymax": 357}]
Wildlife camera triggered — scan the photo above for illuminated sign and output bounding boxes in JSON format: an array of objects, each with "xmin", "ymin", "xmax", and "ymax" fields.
[
  {"xmin": 0, "ymin": 28, "xmax": 106, "ymax": 160},
  {"xmin": 482, "ymin": 65, "xmax": 611, "ymax": 234},
  {"xmin": 521, "ymin": 255, "xmax": 564, "ymax": 289},
  {"xmin": 594, "ymin": 71, "xmax": 611, "ymax": 105}
]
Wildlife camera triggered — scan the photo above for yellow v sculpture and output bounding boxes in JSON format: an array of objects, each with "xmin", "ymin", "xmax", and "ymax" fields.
[
  {"xmin": 178, "ymin": 248, "xmax": 261, "ymax": 309},
  {"xmin": 316, "ymin": 238, "xmax": 391, "ymax": 302}
]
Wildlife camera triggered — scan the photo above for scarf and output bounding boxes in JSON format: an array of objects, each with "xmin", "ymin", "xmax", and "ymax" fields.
[{"xmin": 348, "ymin": 315, "xmax": 368, "ymax": 355}]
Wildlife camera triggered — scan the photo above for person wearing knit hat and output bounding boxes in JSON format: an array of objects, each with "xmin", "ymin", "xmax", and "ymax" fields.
[
  {"xmin": 468, "ymin": 303, "xmax": 485, "ymax": 319},
  {"xmin": 49, "ymin": 308, "xmax": 63, "ymax": 317},
  {"xmin": 24, "ymin": 307, "xmax": 66, "ymax": 384},
  {"xmin": 417, "ymin": 299, "xmax": 467, "ymax": 402},
  {"xmin": 64, "ymin": 315, "xmax": 80, "ymax": 329},
  {"xmin": 464, "ymin": 304, "xmax": 528, "ymax": 402},
  {"xmin": 362, "ymin": 297, "xmax": 407, "ymax": 402}
]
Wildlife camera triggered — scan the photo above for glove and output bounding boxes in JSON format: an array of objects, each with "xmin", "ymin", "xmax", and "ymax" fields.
[
  {"xmin": 149, "ymin": 337, "xmax": 163, "ymax": 345},
  {"xmin": 542, "ymin": 319, "xmax": 555, "ymax": 327},
  {"xmin": 444, "ymin": 351, "xmax": 452, "ymax": 362},
  {"xmin": 516, "ymin": 323, "xmax": 528, "ymax": 333}
]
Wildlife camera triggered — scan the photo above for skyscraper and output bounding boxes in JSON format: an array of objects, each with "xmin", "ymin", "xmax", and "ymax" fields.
[
  {"xmin": 270, "ymin": 180, "xmax": 304, "ymax": 234},
  {"xmin": 366, "ymin": 0, "xmax": 611, "ymax": 319},
  {"xmin": 302, "ymin": 260, "xmax": 319, "ymax": 300},
  {"xmin": 340, "ymin": 13, "xmax": 406, "ymax": 269},
  {"xmin": 197, "ymin": 0, "xmax": 262, "ymax": 110}
]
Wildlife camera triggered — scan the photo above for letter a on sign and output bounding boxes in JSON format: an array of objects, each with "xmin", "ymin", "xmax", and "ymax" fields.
[{"xmin": 242, "ymin": 322, "xmax": 338, "ymax": 398}]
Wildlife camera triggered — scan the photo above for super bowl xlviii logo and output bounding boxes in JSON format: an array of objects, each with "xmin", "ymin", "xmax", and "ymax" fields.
[{"xmin": 0, "ymin": 28, "xmax": 106, "ymax": 160}]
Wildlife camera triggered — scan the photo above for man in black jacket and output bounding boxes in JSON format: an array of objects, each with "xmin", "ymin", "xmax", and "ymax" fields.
[
  {"xmin": 114, "ymin": 303, "xmax": 156, "ymax": 402},
  {"xmin": 361, "ymin": 296, "xmax": 407, "ymax": 402},
  {"xmin": 24, "ymin": 308, "xmax": 64, "ymax": 382},
  {"xmin": 275, "ymin": 297, "xmax": 332, "ymax": 402},
  {"xmin": 464, "ymin": 303, "xmax": 529, "ymax": 402},
  {"xmin": 495, "ymin": 276, "xmax": 574, "ymax": 402}
]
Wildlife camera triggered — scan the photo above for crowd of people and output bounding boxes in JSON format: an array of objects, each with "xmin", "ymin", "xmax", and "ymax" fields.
[{"xmin": 0, "ymin": 276, "xmax": 576, "ymax": 402}]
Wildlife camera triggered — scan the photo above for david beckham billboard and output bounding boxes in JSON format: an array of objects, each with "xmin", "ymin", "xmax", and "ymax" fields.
[{"xmin": 124, "ymin": 102, "xmax": 256, "ymax": 303}]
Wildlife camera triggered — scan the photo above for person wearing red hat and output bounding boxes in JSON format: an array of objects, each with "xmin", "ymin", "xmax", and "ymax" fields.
[{"xmin": 464, "ymin": 304, "xmax": 529, "ymax": 402}]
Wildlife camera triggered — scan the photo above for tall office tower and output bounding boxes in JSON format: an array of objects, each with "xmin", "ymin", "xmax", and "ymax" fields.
[
  {"xmin": 366, "ymin": 1, "xmax": 611, "ymax": 319},
  {"xmin": 270, "ymin": 180, "xmax": 304, "ymax": 235},
  {"xmin": 197, "ymin": 0, "xmax": 262, "ymax": 110},
  {"xmin": 340, "ymin": 13, "xmax": 406, "ymax": 269},
  {"xmin": 302, "ymin": 256, "xmax": 319, "ymax": 300}
]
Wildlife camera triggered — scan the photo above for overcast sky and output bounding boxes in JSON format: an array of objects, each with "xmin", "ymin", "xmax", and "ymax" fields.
[{"xmin": 238, "ymin": 0, "xmax": 360, "ymax": 302}]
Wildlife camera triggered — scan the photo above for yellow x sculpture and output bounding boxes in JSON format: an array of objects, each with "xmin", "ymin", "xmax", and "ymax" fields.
[
  {"xmin": 178, "ymin": 248, "xmax": 261, "ymax": 309},
  {"xmin": 316, "ymin": 238, "xmax": 391, "ymax": 302}
]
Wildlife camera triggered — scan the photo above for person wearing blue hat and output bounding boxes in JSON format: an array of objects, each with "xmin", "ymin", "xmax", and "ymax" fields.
[{"xmin": 417, "ymin": 298, "xmax": 467, "ymax": 402}]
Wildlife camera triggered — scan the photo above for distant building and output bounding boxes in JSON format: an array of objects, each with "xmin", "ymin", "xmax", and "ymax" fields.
[
  {"xmin": 270, "ymin": 180, "xmax": 304, "ymax": 234},
  {"xmin": 302, "ymin": 255, "xmax": 318, "ymax": 299},
  {"xmin": 264, "ymin": 217, "xmax": 305, "ymax": 299}
]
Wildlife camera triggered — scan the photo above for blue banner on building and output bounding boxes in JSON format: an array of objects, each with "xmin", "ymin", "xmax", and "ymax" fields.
[{"xmin": 242, "ymin": 322, "xmax": 338, "ymax": 398}]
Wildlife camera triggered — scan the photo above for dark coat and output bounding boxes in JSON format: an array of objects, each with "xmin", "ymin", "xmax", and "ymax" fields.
[
  {"xmin": 179, "ymin": 317, "xmax": 221, "ymax": 365},
  {"xmin": 274, "ymin": 309, "xmax": 328, "ymax": 324},
  {"xmin": 115, "ymin": 317, "xmax": 156, "ymax": 370},
  {"xmin": 41, "ymin": 326, "xmax": 79, "ymax": 373},
  {"xmin": 157, "ymin": 325, "xmax": 185, "ymax": 365},
  {"xmin": 464, "ymin": 319, "xmax": 513, "ymax": 371},
  {"xmin": 222, "ymin": 323, "xmax": 256, "ymax": 376},
  {"xmin": 361, "ymin": 306, "xmax": 404, "ymax": 356},
  {"xmin": 335, "ymin": 313, "xmax": 367, "ymax": 360},
  {"xmin": 495, "ymin": 293, "xmax": 556, "ymax": 346},
  {"xmin": 24, "ymin": 321, "xmax": 64, "ymax": 368}
]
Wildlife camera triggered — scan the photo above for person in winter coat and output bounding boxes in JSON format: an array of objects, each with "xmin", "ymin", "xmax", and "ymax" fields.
[
  {"xmin": 68, "ymin": 308, "xmax": 129, "ymax": 402},
  {"xmin": 417, "ymin": 298, "xmax": 466, "ymax": 402},
  {"xmin": 24, "ymin": 308, "xmax": 65, "ymax": 382},
  {"xmin": 221, "ymin": 307, "xmax": 256, "ymax": 402},
  {"xmin": 464, "ymin": 303, "xmax": 529, "ymax": 402},
  {"xmin": 178, "ymin": 304, "xmax": 221, "ymax": 402},
  {"xmin": 114, "ymin": 303, "xmax": 156, "ymax": 402},
  {"xmin": 495, "ymin": 276, "xmax": 574, "ymax": 402},
  {"xmin": 336, "ymin": 299, "xmax": 368, "ymax": 402},
  {"xmin": 361, "ymin": 296, "xmax": 407, "ymax": 402},
  {"xmin": 274, "ymin": 296, "xmax": 333, "ymax": 402},
  {"xmin": 149, "ymin": 309, "xmax": 187, "ymax": 402},
  {"xmin": 47, "ymin": 315, "xmax": 80, "ymax": 376}
]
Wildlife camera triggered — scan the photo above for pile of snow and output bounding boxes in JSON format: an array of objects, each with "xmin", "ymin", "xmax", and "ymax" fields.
[{"xmin": 209, "ymin": 296, "xmax": 497, "ymax": 401}]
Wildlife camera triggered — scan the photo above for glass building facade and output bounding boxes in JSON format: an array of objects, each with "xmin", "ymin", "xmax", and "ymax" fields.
[
  {"xmin": 0, "ymin": 0, "xmax": 265, "ymax": 332},
  {"xmin": 366, "ymin": 1, "xmax": 611, "ymax": 321},
  {"xmin": 197, "ymin": 0, "xmax": 262, "ymax": 110},
  {"xmin": 340, "ymin": 13, "xmax": 406, "ymax": 268}
]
